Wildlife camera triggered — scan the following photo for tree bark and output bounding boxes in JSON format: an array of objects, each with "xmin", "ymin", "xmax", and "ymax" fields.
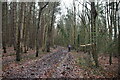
[
  {"xmin": 91, "ymin": 2, "xmax": 99, "ymax": 67},
  {"xmin": 2, "ymin": 2, "xmax": 8, "ymax": 53},
  {"xmin": 73, "ymin": 0, "xmax": 76, "ymax": 49},
  {"xmin": 16, "ymin": 3, "xmax": 24, "ymax": 61},
  {"xmin": 46, "ymin": 3, "xmax": 56, "ymax": 52},
  {"xmin": 36, "ymin": 2, "xmax": 49, "ymax": 57},
  {"xmin": 118, "ymin": 10, "xmax": 120, "ymax": 77}
]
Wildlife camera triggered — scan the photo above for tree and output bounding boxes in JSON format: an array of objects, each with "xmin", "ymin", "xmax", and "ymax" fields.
[
  {"xmin": 46, "ymin": 2, "xmax": 56, "ymax": 52},
  {"xmin": 16, "ymin": 3, "xmax": 25, "ymax": 61},
  {"xmin": 118, "ymin": 2, "xmax": 120, "ymax": 77},
  {"xmin": 0, "ymin": 2, "xmax": 2, "ymax": 50},
  {"xmin": 11, "ymin": 2, "xmax": 17, "ymax": 50},
  {"xmin": 2, "ymin": 2, "xmax": 8, "ymax": 53},
  {"xmin": 35, "ymin": 2, "xmax": 49, "ymax": 57},
  {"xmin": 91, "ymin": 2, "xmax": 99, "ymax": 67},
  {"xmin": 73, "ymin": 0, "xmax": 76, "ymax": 49}
]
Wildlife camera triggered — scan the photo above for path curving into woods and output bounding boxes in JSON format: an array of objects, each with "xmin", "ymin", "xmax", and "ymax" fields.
[{"xmin": 3, "ymin": 47, "xmax": 84, "ymax": 78}]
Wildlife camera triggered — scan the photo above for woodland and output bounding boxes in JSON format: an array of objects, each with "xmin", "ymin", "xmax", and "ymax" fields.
[{"xmin": 1, "ymin": 0, "xmax": 120, "ymax": 79}]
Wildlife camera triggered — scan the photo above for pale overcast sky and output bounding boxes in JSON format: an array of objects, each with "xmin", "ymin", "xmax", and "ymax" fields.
[
  {"xmin": 55, "ymin": 0, "xmax": 84, "ymax": 27},
  {"xmin": 60, "ymin": 0, "xmax": 83, "ymax": 15},
  {"xmin": 60, "ymin": 0, "xmax": 73, "ymax": 15},
  {"xmin": 55, "ymin": 0, "xmax": 83, "ymax": 22}
]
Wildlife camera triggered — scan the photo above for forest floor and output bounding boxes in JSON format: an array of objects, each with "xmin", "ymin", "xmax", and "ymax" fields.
[{"xmin": 2, "ymin": 46, "xmax": 119, "ymax": 79}]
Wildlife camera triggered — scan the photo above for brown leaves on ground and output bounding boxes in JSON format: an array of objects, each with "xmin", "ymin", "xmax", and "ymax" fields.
[
  {"xmin": 73, "ymin": 51, "xmax": 119, "ymax": 78},
  {"xmin": 2, "ymin": 47, "xmax": 119, "ymax": 78}
]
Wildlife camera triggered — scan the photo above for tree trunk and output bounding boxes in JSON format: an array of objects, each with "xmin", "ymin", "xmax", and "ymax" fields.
[
  {"xmin": 91, "ymin": 2, "xmax": 99, "ymax": 67},
  {"xmin": 13, "ymin": 3, "xmax": 17, "ymax": 51},
  {"xmin": 2, "ymin": 2, "xmax": 7, "ymax": 53},
  {"xmin": 46, "ymin": 3, "xmax": 56, "ymax": 52},
  {"xmin": 118, "ymin": 11, "xmax": 120, "ymax": 77},
  {"xmin": 73, "ymin": 0, "xmax": 76, "ymax": 49},
  {"xmin": 16, "ymin": 3, "xmax": 24, "ymax": 61},
  {"xmin": 109, "ymin": 2, "xmax": 114, "ymax": 65},
  {"xmin": 0, "ymin": 2, "xmax": 2, "ymax": 50},
  {"xmin": 36, "ymin": 2, "xmax": 49, "ymax": 56},
  {"xmin": 36, "ymin": 4, "xmax": 41, "ymax": 57}
]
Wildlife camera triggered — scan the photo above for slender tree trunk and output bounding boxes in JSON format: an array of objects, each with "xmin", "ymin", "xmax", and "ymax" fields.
[
  {"xmin": 114, "ymin": 2, "xmax": 117, "ymax": 40},
  {"xmin": 73, "ymin": 0, "xmax": 76, "ymax": 49},
  {"xmin": 46, "ymin": 3, "xmax": 56, "ymax": 52},
  {"xmin": 118, "ymin": 11, "xmax": 120, "ymax": 77},
  {"xmin": 0, "ymin": 3, "xmax": 2, "ymax": 50},
  {"xmin": 36, "ymin": 4, "xmax": 41, "ymax": 57},
  {"xmin": 36, "ymin": 2, "xmax": 49, "ymax": 56},
  {"xmin": 16, "ymin": 3, "xmax": 24, "ymax": 61},
  {"xmin": 13, "ymin": 3, "xmax": 17, "ymax": 51},
  {"xmin": 77, "ymin": 34, "xmax": 80, "ymax": 52},
  {"xmin": 2, "ymin": 2, "xmax": 7, "ymax": 53},
  {"xmin": 91, "ymin": 2, "xmax": 99, "ymax": 67},
  {"xmin": 109, "ymin": 2, "xmax": 114, "ymax": 65},
  {"xmin": 118, "ymin": 10, "xmax": 120, "ymax": 57}
]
